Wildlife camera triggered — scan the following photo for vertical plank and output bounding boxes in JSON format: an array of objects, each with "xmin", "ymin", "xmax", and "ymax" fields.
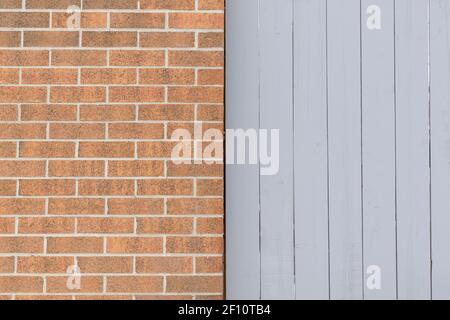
[
  {"xmin": 259, "ymin": 0, "xmax": 295, "ymax": 299},
  {"xmin": 361, "ymin": 0, "xmax": 397, "ymax": 300},
  {"xmin": 430, "ymin": 0, "xmax": 450, "ymax": 300},
  {"xmin": 395, "ymin": 0, "xmax": 431, "ymax": 300},
  {"xmin": 225, "ymin": 0, "xmax": 261, "ymax": 299},
  {"xmin": 293, "ymin": 0, "xmax": 329, "ymax": 300},
  {"xmin": 327, "ymin": 0, "xmax": 363, "ymax": 300}
]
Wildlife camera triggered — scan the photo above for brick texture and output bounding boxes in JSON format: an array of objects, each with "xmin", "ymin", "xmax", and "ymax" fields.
[{"xmin": 0, "ymin": 0, "xmax": 224, "ymax": 300}]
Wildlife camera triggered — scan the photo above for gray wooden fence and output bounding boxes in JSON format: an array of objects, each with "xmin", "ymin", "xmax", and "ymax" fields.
[{"xmin": 226, "ymin": 0, "xmax": 450, "ymax": 300}]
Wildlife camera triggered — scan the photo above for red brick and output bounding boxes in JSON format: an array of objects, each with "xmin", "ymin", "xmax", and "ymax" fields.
[
  {"xmin": 141, "ymin": 0, "xmax": 195, "ymax": 10},
  {"xmin": 108, "ymin": 160, "xmax": 164, "ymax": 177},
  {"xmin": 169, "ymin": 51, "xmax": 223, "ymax": 67},
  {"xmin": 77, "ymin": 257, "xmax": 133, "ymax": 273},
  {"xmin": 198, "ymin": 0, "xmax": 224, "ymax": 10},
  {"xmin": 81, "ymin": 68, "xmax": 136, "ymax": 85},
  {"xmin": 139, "ymin": 105, "xmax": 194, "ymax": 121},
  {"xmin": 83, "ymin": 32, "xmax": 137, "ymax": 47},
  {"xmin": 166, "ymin": 276, "xmax": 222, "ymax": 293},
  {"xmin": 137, "ymin": 217, "xmax": 193, "ymax": 234},
  {"xmin": 109, "ymin": 87, "xmax": 165, "ymax": 103},
  {"xmin": 196, "ymin": 256, "xmax": 223, "ymax": 273},
  {"xmin": 168, "ymin": 86, "xmax": 223, "ymax": 103},
  {"xmin": 78, "ymin": 179, "xmax": 135, "ymax": 196},
  {"xmin": 0, "ymin": 32, "xmax": 20, "ymax": 47},
  {"xmin": 47, "ymin": 237, "xmax": 103, "ymax": 254},
  {"xmin": 27, "ymin": 0, "xmax": 81, "ymax": 9},
  {"xmin": 52, "ymin": 50, "xmax": 106, "ymax": 66},
  {"xmin": 167, "ymin": 198, "xmax": 223, "ymax": 215},
  {"xmin": 0, "ymin": 180, "xmax": 16, "ymax": 196},
  {"xmin": 107, "ymin": 199, "xmax": 163, "ymax": 215},
  {"xmin": 0, "ymin": 50, "xmax": 48, "ymax": 66},
  {"xmin": 0, "ymin": 257, "xmax": 14, "ymax": 273},
  {"xmin": 107, "ymin": 237, "xmax": 163, "ymax": 254},
  {"xmin": 108, "ymin": 123, "xmax": 164, "ymax": 139},
  {"xmin": 20, "ymin": 142, "xmax": 75, "ymax": 158},
  {"xmin": 21, "ymin": 105, "xmax": 77, "ymax": 121},
  {"xmin": 48, "ymin": 198, "xmax": 105, "ymax": 215},
  {"xmin": 0, "ymin": 12, "xmax": 49, "ymax": 28},
  {"xmin": 0, "ymin": 161, "xmax": 45, "ymax": 177},
  {"xmin": 19, "ymin": 179, "xmax": 76, "ymax": 196},
  {"xmin": 139, "ymin": 69, "xmax": 195, "ymax": 85},
  {"xmin": 17, "ymin": 257, "xmax": 74, "ymax": 274},
  {"xmin": 48, "ymin": 160, "xmax": 105, "ymax": 177},
  {"xmin": 78, "ymin": 218, "xmax": 134, "ymax": 234},
  {"xmin": 169, "ymin": 13, "xmax": 224, "ymax": 29},
  {"xmin": 80, "ymin": 105, "xmax": 136, "ymax": 121},
  {"xmin": 140, "ymin": 32, "xmax": 195, "ymax": 48},
  {"xmin": 24, "ymin": 31, "xmax": 79, "ymax": 47},
  {"xmin": 46, "ymin": 276, "xmax": 103, "ymax": 293},
  {"xmin": 0, "ymin": 87, "xmax": 47, "ymax": 103},
  {"xmin": 0, "ymin": 218, "xmax": 15, "ymax": 233},
  {"xmin": 0, "ymin": 237, "xmax": 44, "ymax": 253},
  {"xmin": 49, "ymin": 123, "xmax": 106, "ymax": 139},
  {"xmin": 0, "ymin": 199, "xmax": 45, "ymax": 215},
  {"xmin": 50, "ymin": 87, "xmax": 105, "ymax": 103},
  {"xmin": 138, "ymin": 179, "xmax": 193, "ymax": 196},
  {"xmin": 109, "ymin": 50, "xmax": 164, "ymax": 66},
  {"xmin": 136, "ymin": 257, "xmax": 193, "ymax": 274},
  {"xmin": 197, "ymin": 217, "xmax": 223, "ymax": 234},
  {"xmin": 18, "ymin": 217, "xmax": 75, "ymax": 234},
  {"xmin": 167, "ymin": 237, "xmax": 223, "ymax": 254},
  {"xmin": 83, "ymin": 0, "xmax": 138, "ymax": 9},
  {"xmin": 107, "ymin": 276, "xmax": 163, "ymax": 293},
  {"xmin": 79, "ymin": 142, "xmax": 135, "ymax": 158},
  {"xmin": 22, "ymin": 69, "xmax": 78, "ymax": 85},
  {"xmin": 0, "ymin": 277, "xmax": 43, "ymax": 293},
  {"xmin": 111, "ymin": 13, "xmax": 165, "ymax": 28}
]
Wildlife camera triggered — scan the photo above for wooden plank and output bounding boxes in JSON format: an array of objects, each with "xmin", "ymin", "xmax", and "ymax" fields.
[
  {"xmin": 293, "ymin": 0, "xmax": 329, "ymax": 300},
  {"xmin": 361, "ymin": 0, "xmax": 397, "ymax": 300},
  {"xmin": 395, "ymin": 0, "xmax": 431, "ymax": 300},
  {"xmin": 327, "ymin": 0, "xmax": 363, "ymax": 300},
  {"xmin": 259, "ymin": 0, "xmax": 295, "ymax": 299},
  {"xmin": 430, "ymin": 0, "xmax": 450, "ymax": 300},
  {"xmin": 225, "ymin": 0, "xmax": 261, "ymax": 300}
]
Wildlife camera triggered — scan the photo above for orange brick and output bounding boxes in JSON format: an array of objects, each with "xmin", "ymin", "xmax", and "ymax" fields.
[
  {"xmin": 0, "ymin": 12, "xmax": 49, "ymax": 28},
  {"xmin": 27, "ymin": 0, "xmax": 81, "ymax": 9},
  {"xmin": 0, "ymin": 105, "xmax": 17, "ymax": 120},
  {"xmin": 50, "ymin": 87, "xmax": 105, "ymax": 103},
  {"xmin": 196, "ymin": 179, "xmax": 223, "ymax": 196},
  {"xmin": 168, "ymin": 164, "xmax": 223, "ymax": 177},
  {"xmin": 0, "ymin": 257, "xmax": 14, "ymax": 273},
  {"xmin": 109, "ymin": 50, "xmax": 164, "ymax": 66},
  {"xmin": 0, "ymin": 277, "xmax": 43, "ymax": 293},
  {"xmin": 199, "ymin": 32, "xmax": 224, "ymax": 48},
  {"xmin": 197, "ymin": 217, "xmax": 223, "ymax": 234},
  {"xmin": 0, "ymin": 32, "xmax": 20, "ymax": 47},
  {"xmin": 111, "ymin": 13, "xmax": 165, "ymax": 28},
  {"xmin": 0, "ymin": 0, "xmax": 21, "ymax": 9},
  {"xmin": 196, "ymin": 256, "xmax": 223, "ymax": 273},
  {"xmin": 138, "ymin": 141, "xmax": 179, "ymax": 158},
  {"xmin": 0, "ymin": 50, "xmax": 48, "ymax": 66},
  {"xmin": 137, "ymin": 217, "xmax": 193, "ymax": 234},
  {"xmin": 46, "ymin": 276, "xmax": 103, "ymax": 293},
  {"xmin": 20, "ymin": 142, "xmax": 75, "ymax": 158},
  {"xmin": 52, "ymin": 12, "xmax": 107, "ymax": 28},
  {"xmin": 83, "ymin": 0, "xmax": 138, "ymax": 9},
  {"xmin": 0, "ymin": 218, "xmax": 15, "ymax": 233},
  {"xmin": 0, "ymin": 142, "xmax": 16, "ymax": 158},
  {"xmin": 169, "ymin": 51, "xmax": 223, "ymax": 67},
  {"xmin": 19, "ymin": 179, "xmax": 76, "ymax": 196},
  {"xmin": 0, "ymin": 180, "xmax": 16, "ymax": 196},
  {"xmin": 0, "ymin": 161, "xmax": 46, "ymax": 177},
  {"xmin": 140, "ymin": 32, "xmax": 195, "ymax": 48},
  {"xmin": 109, "ymin": 87, "xmax": 165, "ymax": 103},
  {"xmin": 135, "ymin": 295, "xmax": 193, "ymax": 300},
  {"xmin": 107, "ymin": 198, "xmax": 163, "ymax": 215},
  {"xmin": 0, "ymin": 199, "xmax": 45, "ymax": 215},
  {"xmin": 24, "ymin": 31, "xmax": 79, "ymax": 47},
  {"xmin": 108, "ymin": 160, "xmax": 164, "ymax": 177},
  {"xmin": 167, "ymin": 237, "xmax": 223, "ymax": 254},
  {"xmin": 49, "ymin": 160, "xmax": 105, "ymax": 177},
  {"xmin": 140, "ymin": 69, "xmax": 195, "ymax": 85},
  {"xmin": 77, "ymin": 217, "xmax": 134, "ymax": 234},
  {"xmin": 79, "ymin": 142, "xmax": 135, "ymax": 158},
  {"xmin": 75, "ymin": 295, "xmax": 131, "ymax": 300},
  {"xmin": 139, "ymin": 105, "xmax": 194, "ymax": 121},
  {"xmin": 0, "ymin": 87, "xmax": 47, "ymax": 103},
  {"xmin": 198, "ymin": 69, "xmax": 223, "ymax": 85},
  {"xmin": 166, "ymin": 276, "xmax": 222, "ymax": 293},
  {"xmin": 169, "ymin": 13, "xmax": 224, "ymax": 29},
  {"xmin": 49, "ymin": 123, "xmax": 106, "ymax": 139},
  {"xmin": 17, "ymin": 257, "xmax": 74, "ymax": 274},
  {"xmin": 141, "ymin": 0, "xmax": 195, "ymax": 10},
  {"xmin": 107, "ymin": 237, "xmax": 163, "ymax": 254},
  {"xmin": 167, "ymin": 198, "xmax": 223, "ymax": 215},
  {"xmin": 0, "ymin": 69, "xmax": 19, "ymax": 84},
  {"xmin": 138, "ymin": 179, "xmax": 193, "ymax": 196},
  {"xmin": 136, "ymin": 257, "xmax": 193, "ymax": 274},
  {"xmin": 15, "ymin": 295, "xmax": 72, "ymax": 300},
  {"xmin": 0, "ymin": 237, "xmax": 44, "ymax": 253},
  {"xmin": 48, "ymin": 198, "xmax": 105, "ymax": 215},
  {"xmin": 168, "ymin": 86, "xmax": 223, "ymax": 103},
  {"xmin": 77, "ymin": 257, "xmax": 133, "ymax": 273},
  {"xmin": 21, "ymin": 105, "xmax": 77, "ymax": 121},
  {"xmin": 197, "ymin": 104, "xmax": 223, "ymax": 121},
  {"xmin": 47, "ymin": 237, "xmax": 103, "ymax": 254},
  {"xmin": 107, "ymin": 276, "xmax": 163, "ymax": 293},
  {"xmin": 0, "ymin": 124, "xmax": 46, "ymax": 139},
  {"xmin": 78, "ymin": 179, "xmax": 135, "ymax": 196},
  {"xmin": 22, "ymin": 68, "xmax": 78, "ymax": 85},
  {"xmin": 198, "ymin": 0, "xmax": 224, "ymax": 10},
  {"xmin": 108, "ymin": 123, "xmax": 164, "ymax": 139},
  {"xmin": 81, "ymin": 68, "xmax": 136, "ymax": 85},
  {"xmin": 83, "ymin": 32, "xmax": 137, "ymax": 47},
  {"xmin": 80, "ymin": 105, "xmax": 136, "ymax": 121},
  {"xmin": 52, "ymin": 50, "xmax": 106, "ymax": 66}
]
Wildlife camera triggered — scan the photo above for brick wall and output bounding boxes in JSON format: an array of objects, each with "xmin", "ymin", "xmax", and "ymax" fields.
[{"xmin": 0, "ymin": 0, "xmax": 224, "ymax": 300}]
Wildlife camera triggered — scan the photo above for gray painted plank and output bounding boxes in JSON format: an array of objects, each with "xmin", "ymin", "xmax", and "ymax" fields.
[
  {"xmin": 430, "ymin": 0, "xmax": 450, "ymax": 300},
  {"xmin": 259, "ymin": 0, "xmax": 295, "ymax": 300},
  {"xmin": 395, "ymin": 0, "xmax": 431, "ymax": 300},
  {"xmin": 327, "ymin": 0, "xmax": 363, "ymax": 300},
  {"xmin": 225, "ymin": 0, "xmax": 261, "ymax": 300},
  {"xmin": 361, "ymin": 0, "xmax": 397, "ymax": 300},
  {"xmin": 293, "ymin": 0, "xmax": 330, "ymax": 300}
]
